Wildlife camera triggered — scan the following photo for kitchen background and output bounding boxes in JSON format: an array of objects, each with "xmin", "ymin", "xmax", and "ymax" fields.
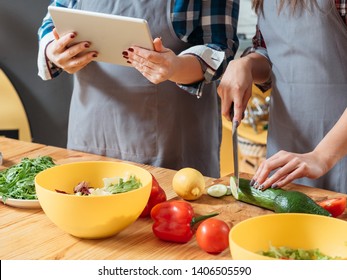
[
  {"xmin": 0, "ymin": 0, "xmax": 73, "ymax": 147},
  {"xmin": 0, "ymin": 0, "xmax": 257, "ymax": 149}
]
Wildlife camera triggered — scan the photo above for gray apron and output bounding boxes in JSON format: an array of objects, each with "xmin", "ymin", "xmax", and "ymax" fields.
[
  {"xmin": 67, "ymin": 0, "xmax": 221, "ymax": 177},
  {"xmin": 260, "ymin": 0, "xmax": 347, "ymax": 193}
]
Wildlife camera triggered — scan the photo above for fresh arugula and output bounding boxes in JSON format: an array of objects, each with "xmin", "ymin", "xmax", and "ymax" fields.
[
  {"xmin": 104, "ymin": 175, "xmax": 142, "ymax": 194},
  {"xmin": 0, "ymin": 156, "xmax": 56, "ymax": 201}
]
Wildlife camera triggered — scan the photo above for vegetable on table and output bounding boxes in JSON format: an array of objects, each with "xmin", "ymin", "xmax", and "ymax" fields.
[
  {"xmin": 196, "ymin": 218, "xmax": 230, "ymax": 254},
  {"xmin": 140, "ymin": 174, "xmax": 167, "ymax": 218},
  {"xmin": 0, "ymin": 156, "xmax": 56, "ymax": 202},
  {"xmin": 317, "ymin": 197, "xmax": 346, "ymax": 217},
  {"xmin": 229, "ymin": 177, "xmax": 331, "ymax": 217},
  {"xmin": 259, "ymin": 244, "xmax": 340, "ymax": 260},
  {"xmin": 99, "ymin": 175, "xmax": 142, "ymax": 194},
  {"xmin": 172, "ymin": 167, "xmax": 205, "ymax": 201},
  {"xmin": 56, "ymin": 175, "xmax": 142, "ymax": 196},
  {"xmin": 207, "ymin": 184, "xmax": 228, "ymax": 198},
  {"xmin": 151, "ymin": 200, "xmax": 218, "ymax": 243}
]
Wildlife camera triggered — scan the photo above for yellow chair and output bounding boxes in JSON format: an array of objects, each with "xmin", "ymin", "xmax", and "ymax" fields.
[
  {"xmin": 220, "ymin": 85, "xmax": 270, "ymax": 177},
  {"xmin": 0, "ymin": 68, "xmax": 32, "ymax": 142}
]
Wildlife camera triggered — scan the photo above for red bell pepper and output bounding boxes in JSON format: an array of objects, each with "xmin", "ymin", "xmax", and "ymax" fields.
[
  {"xmin": 151, "ymin": 200, "xmax": 218, "ymax": 243},
  {"xmin": 140, "ymin": 174, "xmax": 167, "ymax": 218}
]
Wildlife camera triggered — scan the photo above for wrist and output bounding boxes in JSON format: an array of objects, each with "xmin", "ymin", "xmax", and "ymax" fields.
[
  {"xmin": 310, "ymin": 149, "xmax": 335, "ymax": 175},
  {"xmin": 170, "ymin": 55, "xmax": 203, "ymax": 84},
  {"xmin": 242, "ymin": 53, "xmax": 271, "ymax": 83}
]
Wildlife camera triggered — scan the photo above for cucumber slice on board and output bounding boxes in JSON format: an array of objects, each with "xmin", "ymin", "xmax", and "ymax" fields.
[{"xmin": 207, "ymin": 184, "xmax": 228, "ymax": 198}]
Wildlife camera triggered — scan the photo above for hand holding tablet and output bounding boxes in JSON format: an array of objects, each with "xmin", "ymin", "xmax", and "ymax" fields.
[{"xmin": 48, "ymin": 6, "xmax": 154, "ymax": 66}]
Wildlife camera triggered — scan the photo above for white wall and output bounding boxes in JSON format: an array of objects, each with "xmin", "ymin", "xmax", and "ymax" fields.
[{"xmin": 238, "ymin": 0, "xmax": 257, "ymax": 39}]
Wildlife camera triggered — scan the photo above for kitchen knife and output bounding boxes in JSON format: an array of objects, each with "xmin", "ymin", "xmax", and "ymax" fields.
[{"xmin": 230, "ymin": 104, "xmax": 239, "ymax": 188}]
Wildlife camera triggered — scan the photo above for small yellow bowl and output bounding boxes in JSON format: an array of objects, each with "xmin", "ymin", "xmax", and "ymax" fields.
[
  {"xmin": 229, "ymin": 213, "xmax": 347, "ymax": 260},
  {"xmin": 35, "ymin": 161, "xmax": 152, "ymax": 239}
]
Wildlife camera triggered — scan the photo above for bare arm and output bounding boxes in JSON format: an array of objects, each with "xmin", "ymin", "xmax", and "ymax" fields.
[{"xmin": 252, "ymin": 108, "xmax": 347, "ymax": 190}]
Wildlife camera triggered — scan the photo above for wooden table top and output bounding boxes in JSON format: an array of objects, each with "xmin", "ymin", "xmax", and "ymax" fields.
[{"xmin": 0, "ymin": 137, "xmax": 346, "ymax": 260}]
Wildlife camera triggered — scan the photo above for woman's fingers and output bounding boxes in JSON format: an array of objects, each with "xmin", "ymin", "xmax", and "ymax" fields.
[
  {"xmin": 124, "ymin": 41, "xmax": 175, "ymax": 84},
  {"xmin": 65, "ymin": 54, "xmax": 93, "ymax": 73},
  {"xmin": 217, "ymin": 58, "xmax": 253, "ymax": 122},
  {"xmin": 153, "ymin": 37, "xmax": 163, "ymax": 52},
  {"xmin": 46, "ymin": 31, "xmax": 97, "ymax": 73},
  {"xmin": 251, "ymin": 151, "xmax": 322, "ymax": 191},
  {"xmin": 52, "ymin": 28, "xmax": 60, "ymax": 40}
]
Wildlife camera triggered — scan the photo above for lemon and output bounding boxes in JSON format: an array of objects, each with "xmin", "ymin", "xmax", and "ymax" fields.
[{"xmin": 172, "ymin": 167, "xmax": 205, "ymax": 200}]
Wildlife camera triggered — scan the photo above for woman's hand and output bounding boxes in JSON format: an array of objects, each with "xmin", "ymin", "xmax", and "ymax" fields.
[
  {"xmin": 46, "ymin": 28, "xmax": 98, "ymax": 74},
  {"xmin": 252, "ymin": 108, "xmax": 347, "ymax": 190},
  {"xmin": 217, "ymin": 57, "xmax": 254, "ymax": 122},
  {"xmin": 251, "ymin": 150, "xmax": 327, "ymax": 190},
  {"xmin": 217, "ymin": 52, "xmax": 271, "ymax": 122},
  {"xmin": 123, "ymin": 37, "xmax": 180, "ymax": 84}
]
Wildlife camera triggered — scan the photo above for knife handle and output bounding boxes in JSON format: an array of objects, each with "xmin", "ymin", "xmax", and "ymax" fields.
[
  {"xmin": 230, "ymin": 102, "xmax": 244, "ymax": 123},
  {"xmin": 230, "ymin": 102, "xmax": 235, "ymax": 120}
]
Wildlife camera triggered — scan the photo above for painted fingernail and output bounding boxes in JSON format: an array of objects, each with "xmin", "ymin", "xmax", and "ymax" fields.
[
  {"xmin": 84, "ymin": 43, "xmax": 90, "ymax": 48},
  {"xmin": 128, "ymin": 48, "xmax": 134, "ymax": 52},
  {"xmin": 127, "ymin": 61, "xmax": 131, "ymax": 64},
  {"xmin": 271, "ymin": 184, "xmax": 278, "ymax": 189},
  {"xmin": 258, "ymin": 184, "xmax": 264, "ymax": 190},
  {"xmin": 70, "ymin": 33, "xmax": 76, "ymax": 39},
  {"xmin": 92, "ymin": 53, "xmax": 98, "ymax": 58},
  {"xmin": 253, "ymin": 181, "xmax": 259, "ymax": 189},
  {"xmin": 250, "ymin": 179, "xmax": 255, "ymax": 186},
  {"xmin": 122, "ymin": 51, "xmax": 128, "ymax": 56}
]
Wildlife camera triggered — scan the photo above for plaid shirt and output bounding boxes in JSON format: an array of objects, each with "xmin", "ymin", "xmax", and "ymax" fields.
[{"xmin": 38, "ymin": 0, "xmax": 239, "ymax": 97}]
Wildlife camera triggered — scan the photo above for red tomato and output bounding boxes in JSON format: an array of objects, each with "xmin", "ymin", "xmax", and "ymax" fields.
[
  {"xmin": 317, "ymin": 197, "xmax": 346, "ymax": 218},
  {"xmin": 140, "ymin": 174, "xmax": 167, "ymax": 218},
  {"xmin": 196, "ymin": 218, "xmax": 230, "ymax": 254}
]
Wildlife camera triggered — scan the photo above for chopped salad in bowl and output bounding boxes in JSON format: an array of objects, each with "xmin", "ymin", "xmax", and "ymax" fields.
[{"xmin": 56, "ymin": 175, "xmax": 142, "ymax": 196}]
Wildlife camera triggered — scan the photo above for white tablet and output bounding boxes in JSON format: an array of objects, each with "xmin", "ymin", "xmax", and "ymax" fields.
[{"xmin": 48, "ymin": 6, "xmax": 154, "ymax": 66}]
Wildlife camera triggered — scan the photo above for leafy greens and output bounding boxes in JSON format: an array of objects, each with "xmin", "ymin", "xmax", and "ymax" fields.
[
  {"xmin": 73, "ymin": 175, "xmax": 143, "ymax": 196},
  {"xmin": 259, "ymin": 244, "xmax": 341, "ymax": 260},
  {"xmin": 0, "ymin": 156, "xmax": 56, "ymax": 202}
]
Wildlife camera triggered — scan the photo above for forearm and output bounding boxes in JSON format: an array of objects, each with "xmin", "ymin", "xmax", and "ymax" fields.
[
  {"xmin": 242, "ymin": 52, "xmax": 271, "ymax": 84},
  {"xmin": 313, "ymin": 108, "xmax": 347, "ymax": 171},
  {"xmin": 169, "ymin": 54, "xmax": 204, "ymax": 84}
]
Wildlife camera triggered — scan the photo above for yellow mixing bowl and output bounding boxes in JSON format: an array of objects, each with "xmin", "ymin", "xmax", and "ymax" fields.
[
  {"xmin": 35, "ymin": 161, "xmax": 152, "ymax": 239},
  {"xmin": 229, "ymin": 213, "xmax": 347, "ymax": 260}
]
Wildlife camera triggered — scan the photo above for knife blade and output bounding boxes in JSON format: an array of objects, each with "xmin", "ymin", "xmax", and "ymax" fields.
[{"xmin": 230, "ymin": 104, "xmax": 239, "ymax": 188}]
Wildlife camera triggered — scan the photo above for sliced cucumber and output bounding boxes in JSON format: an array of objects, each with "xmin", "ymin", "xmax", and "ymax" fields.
[
  {"xmin": 229, "ymin": 176, "xmax": 239, "ymax": 199},
  {"xmin": 229, "ymin": 177, "xmax": 331, "ymax": 216},
  {"xmin": 207, "ymin": 184, "xmax": 228, "ymax": 198},
  {"xmin": 230, "ymin": 176, "xmax": 281, "ymax": 210}
]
